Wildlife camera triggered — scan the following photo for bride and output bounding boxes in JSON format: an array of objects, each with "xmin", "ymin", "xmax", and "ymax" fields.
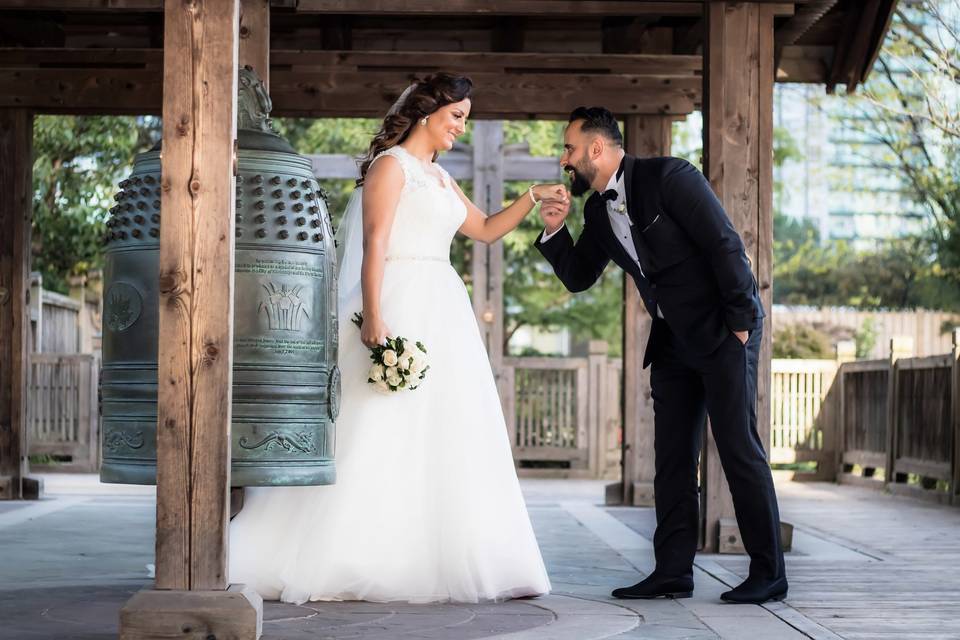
[{"xmin": 229, "ymin": 73, "xmax": 568, "ymax": 605}]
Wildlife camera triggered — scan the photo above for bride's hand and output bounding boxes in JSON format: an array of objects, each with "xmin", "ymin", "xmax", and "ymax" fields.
[
  {"xmin": 361, "ymin": 314, "xmax": 391, "ymax": 348},
  {"xmin": 533, "ymin": 184, "xmax": 569, "ymax": 204}
]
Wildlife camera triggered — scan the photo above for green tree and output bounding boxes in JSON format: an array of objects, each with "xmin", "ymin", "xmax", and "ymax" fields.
[
  {"xmin": 773, "ymin": 234, "xmax": 960, "ymax": 310},
  {"xmin": 501, "ymin": 120, "xmax": 623, "ymax": 355},
  {"xmin": 32, "ymin": 115, "xmax": 159, "ymax": 292},
  {"xmin": 842, "ymin": 1, "xmax": 960, "ymax": 294}
]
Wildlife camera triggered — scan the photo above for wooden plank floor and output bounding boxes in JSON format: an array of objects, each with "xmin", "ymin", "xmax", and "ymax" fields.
[{"xmin": 714, "ymin": 476, "xmax": 960, "ymax": 640}]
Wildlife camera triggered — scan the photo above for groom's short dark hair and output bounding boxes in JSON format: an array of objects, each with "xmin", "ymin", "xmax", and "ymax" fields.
[{"xmin": 569, "ymin": 107, "xmax": 623, "ymax": 147}]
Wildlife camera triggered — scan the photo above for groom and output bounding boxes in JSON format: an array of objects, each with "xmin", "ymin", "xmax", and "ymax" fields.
[{"xmin": 535, "ymin": 107, "xmax": 787, "ymax": 604}]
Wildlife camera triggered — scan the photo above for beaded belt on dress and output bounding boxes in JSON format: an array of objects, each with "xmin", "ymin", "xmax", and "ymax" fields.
[{"xmin": 385, "ymin": 255, "xmax": 449, "ymax": 263}]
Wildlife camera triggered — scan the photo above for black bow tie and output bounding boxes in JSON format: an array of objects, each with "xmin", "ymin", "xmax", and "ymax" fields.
[{"xmin": 599, "ymin": 161, "xmax": 625, "ymax": 202}]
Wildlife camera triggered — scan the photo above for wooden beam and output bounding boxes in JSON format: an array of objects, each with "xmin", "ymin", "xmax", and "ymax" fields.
[
  {"xmin": 859, "ymin": 0, "xmax": 897, "ymax": 86},
  {"xmin": 154, "ymin": 0, "xmax": 239, "ymax": 592},
  {"xmin": 0, "ymin": 0, "xmax": 163, "ymax": 8},
  {"xmin": 0, "ymin": 0, "xmax": 799, "ymax": 12},
  {"xmin": 0, "ymin": 65, "xmax": 700, "ymax": 117},
  {"xmin": 702, "ymin": 1, "xmax": 775, "ymax": 553},
  {"xmin": 269, "ymin": 50, "xmax": 703, "ymax": 75},
  {"xmin": 620, "ymin": 114, "xmax": 672, "ymax": 507},
  {"xmin": 841, "ymin": 0, "xmax": 881, "ymax": 92},
  {"xmin": 271, "ymin": 69, "xmax": 699, "ymax": 117},
  {"xmin": 0, "ymin": 47, "xmax": 703, "ymax": 75},
  {"xmin": 0, "ymin": 108, "xmax": 31, "ymax": 501},
  {"xmin": 825, "ymin": 0, "xmax": 864, "ymax": 92},
  {"xmin": 773, "ymin": 0, "xmax": 837, "ymax": 70},
  {"xmin": 239, "ymin": 0, "xmax": 270, "ymax": 91},
  {"xmin": 288, "ymin": 1, "xmax": 707, "ymax": 17}
]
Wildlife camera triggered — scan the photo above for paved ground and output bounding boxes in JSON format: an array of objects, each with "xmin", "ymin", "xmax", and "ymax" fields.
[{"xmin": 1, "ymin": 474, "xmax": 955, "ymax": 639}]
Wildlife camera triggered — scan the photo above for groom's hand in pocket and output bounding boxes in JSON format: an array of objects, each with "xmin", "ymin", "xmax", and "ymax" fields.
[
  {"xmin": 539, "ymin": 195, "xmax": 571, "ymax": 235},
  {"xmin": 733, "ymin": 330, "xmax": 748, "ymax": 345}
]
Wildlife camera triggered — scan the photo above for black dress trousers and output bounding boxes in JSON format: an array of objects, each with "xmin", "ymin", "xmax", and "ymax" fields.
[{"xmin": 648, "ymin": 318, "xmax": 785, "ymax": 582}]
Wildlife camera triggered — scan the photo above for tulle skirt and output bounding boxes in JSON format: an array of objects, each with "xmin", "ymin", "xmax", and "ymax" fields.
[{"xmin": 228, "ymin": 259, "xmax": 551, "ymax": 604}]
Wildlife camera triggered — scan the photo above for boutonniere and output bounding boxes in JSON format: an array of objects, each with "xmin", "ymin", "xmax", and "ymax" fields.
[{"xmin": 614, "ymin": 202, "xmax": 627, "ymax": 215}]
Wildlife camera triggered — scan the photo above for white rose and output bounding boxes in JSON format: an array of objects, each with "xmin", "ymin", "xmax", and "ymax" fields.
[
  {"xmin": 368, "ymin": 364, "xmax": 385, "ymax": 381},
  {"xmin": 386, "ymin": 372, "xmax": 403, "ymax": 387},
  {"xmin": 386, "ymin": 366, "xmax": 398, "ymax": 378},
  {"xmin": 382, "ymin": 350, "xmax": 398, "ymax": 367},
  {"xmin": 408, "ymin": 358, "xmax": 423, "ymax": 374},
  {"xmin": 374, "ymin": 380, "xmax": 390, "ymax": 393},
  {"xmin": 412, "ymin": 353, "xmax": 428, "ymax": 372}
]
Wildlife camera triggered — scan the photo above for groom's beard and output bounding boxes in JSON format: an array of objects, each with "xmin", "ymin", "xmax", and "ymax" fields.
[{"xmin": 564, "ymin": 163, "xmax": 594, "ymax": 197}]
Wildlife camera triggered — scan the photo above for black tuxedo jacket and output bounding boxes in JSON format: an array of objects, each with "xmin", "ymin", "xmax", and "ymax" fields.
[{"xmin": 535, "ymin": 155, "xmax": 764, "ymax": 368}]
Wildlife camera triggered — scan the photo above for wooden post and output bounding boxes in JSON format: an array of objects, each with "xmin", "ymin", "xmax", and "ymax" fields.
[
  {"xmin": 119, "ymin": 0, "xmax": 261, "ymax": 637},
  {"xmin": 471, "ymin": 120, "xmax": 504, "ymax": 372},
  {"xmin": 885, "ymin": 336, "xmax": 914, "ymax": 490},
  {"xmin": 0, "ymin": 108, "xmax": 34, "ymax": 501},
  {"xmin": 834, "ymin": 340, "xmax": 856, "ymax": 480},
  {"xmin": 701, "ymin": 1, "xmax": 775, "ymax": 551},
  {"xmin": 239, "ymin": 0, "xmax": 270, "ymax": 90},
  {"xmin": 618, "ymin": 114, "xmax": 672, "ymax": 506},
  {"xmin": 952, "ymin": 329, "xmax": 959, "ymax": 506},
  {"xmin": 586, "ymin": 339, "xmax": 609, "ymax": 477}
]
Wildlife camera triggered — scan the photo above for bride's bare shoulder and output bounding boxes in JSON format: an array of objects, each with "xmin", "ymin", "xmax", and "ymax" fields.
[{"xmin": 364, "ymin": 152, "xmax": 404, "ymax": 193}]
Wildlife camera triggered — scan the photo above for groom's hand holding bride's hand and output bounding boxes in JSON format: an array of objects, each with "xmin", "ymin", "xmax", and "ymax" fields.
[
  {"xmin": 533, "ymin": 184, "xmax": 569, "ymax": 206},
  {"xmin": 537, "ymin": 188, "xmax": 571, "ymax": 235}
]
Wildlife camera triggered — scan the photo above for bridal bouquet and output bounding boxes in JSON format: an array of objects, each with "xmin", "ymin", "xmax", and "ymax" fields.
[{"xmin": 351, "ymin": 312, "xmax": 430, "ymax": 393}]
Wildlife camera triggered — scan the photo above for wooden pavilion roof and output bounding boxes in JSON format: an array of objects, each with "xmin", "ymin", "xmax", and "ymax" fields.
[{"xmin": 0, "ymin": 0, "xmax": 897, "ymax": 118}]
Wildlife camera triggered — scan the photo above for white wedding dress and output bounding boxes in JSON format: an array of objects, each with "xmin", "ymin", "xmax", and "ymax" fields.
[{"xmin": 228, "ymin": 145, "xmax": 551, "ymax": 604}]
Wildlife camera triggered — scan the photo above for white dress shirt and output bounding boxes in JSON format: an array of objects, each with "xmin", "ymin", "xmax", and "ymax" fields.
[{"xmin": 541, "ymin": 167, "xmax": 664, "ymax": 318}]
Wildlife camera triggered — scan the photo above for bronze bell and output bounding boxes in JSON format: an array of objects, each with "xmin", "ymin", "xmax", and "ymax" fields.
[{"xmin": 100, "ymin": 67, "xmax": 339, "ymax": 486}]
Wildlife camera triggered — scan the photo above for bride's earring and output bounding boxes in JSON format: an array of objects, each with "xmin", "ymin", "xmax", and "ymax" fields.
[{"xmin": 421, "ymin": 117, "xmax": 428, "ymax": 126}]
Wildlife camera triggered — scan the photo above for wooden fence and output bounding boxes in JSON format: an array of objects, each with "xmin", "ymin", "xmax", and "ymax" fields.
[
  {"xmin": 770, "ymin": 358, "xmax": 839, "ymax": 480},
  {"xmin": 27, "ymin": 353, "xmax": 100, "ymax": 472},
  {"xmin": 501, "ymin": 340, "xmax": 621, "ymax": 479},
  {"xmin": 775, "ymin": 306, "xmax": 959, "ymax": 358},
  {"xmin": 839, "ymin": 358, "xmax": 890, "ymax": 477},
  {"xmin": 772, "ymin": 331, "xmax": 960, "ymax": 504}
]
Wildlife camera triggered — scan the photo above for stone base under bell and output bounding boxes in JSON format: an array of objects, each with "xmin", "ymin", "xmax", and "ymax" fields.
[{"xmin": 119, "ymin": 584, "xmax": 263, "ymax": 640}]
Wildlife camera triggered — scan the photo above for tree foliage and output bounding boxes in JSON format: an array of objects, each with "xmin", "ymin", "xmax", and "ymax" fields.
[
  {"xmin": 841, "ymin": 1, "xmax": 960, "ymax": 290},
  {"xmin": 774, "ymin": 233, "xmax": 960, "ymax": 310},
  {"xmin": 31, "ymin": 115, "xmax": 159, "ymax": 292}
]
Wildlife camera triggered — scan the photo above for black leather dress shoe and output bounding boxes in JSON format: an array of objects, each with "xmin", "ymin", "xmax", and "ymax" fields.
[
  {"xmin": 720, "ymin": 576, "xmax": 788, "ymax": 604},
  {"xmin": 611, "ymin": 574, "xmax": 694, "ymax": 599}
]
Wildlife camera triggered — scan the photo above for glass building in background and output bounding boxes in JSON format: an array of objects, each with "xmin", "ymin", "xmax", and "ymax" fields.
[{"xmin": 774, "ymin": 82, "xmax": 926, "ymax": 250}]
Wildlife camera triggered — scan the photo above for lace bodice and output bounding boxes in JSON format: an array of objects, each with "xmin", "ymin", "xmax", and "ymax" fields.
[{"xmin": 369, "ymin": 146, "xmax": 467, "ymax": 262}]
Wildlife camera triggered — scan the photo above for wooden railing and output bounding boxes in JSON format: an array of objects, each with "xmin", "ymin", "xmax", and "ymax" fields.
[
  {"xmin": 839, "ymin": 358, "xmax": 890, "ymax": 476},
  {"xmin": 770, "ymin": 358, "xmax": 839, "ymax": 480},
  {"xmin": 501, "ymin": 340, "xmax": 621, "ymax": 479},
  {"xmin": 750, "ymin": 329, "xmax": 960, "ymax": 505},
  {"xmin": 832, "ymin": 332, "xmax": 960, "ymax": 504},
  {"xmin": 26, "ymin": 353, "xmax": 100, "ymax": 472},
  {"xmin": 887, "ymin": 351, "xmax": 955, "ymax": 495}
]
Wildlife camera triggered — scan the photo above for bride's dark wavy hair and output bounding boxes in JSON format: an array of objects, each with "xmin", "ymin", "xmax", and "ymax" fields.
[{"xmin": 357, "ymin": 72, "xmax": 473, "ymax": 186}]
